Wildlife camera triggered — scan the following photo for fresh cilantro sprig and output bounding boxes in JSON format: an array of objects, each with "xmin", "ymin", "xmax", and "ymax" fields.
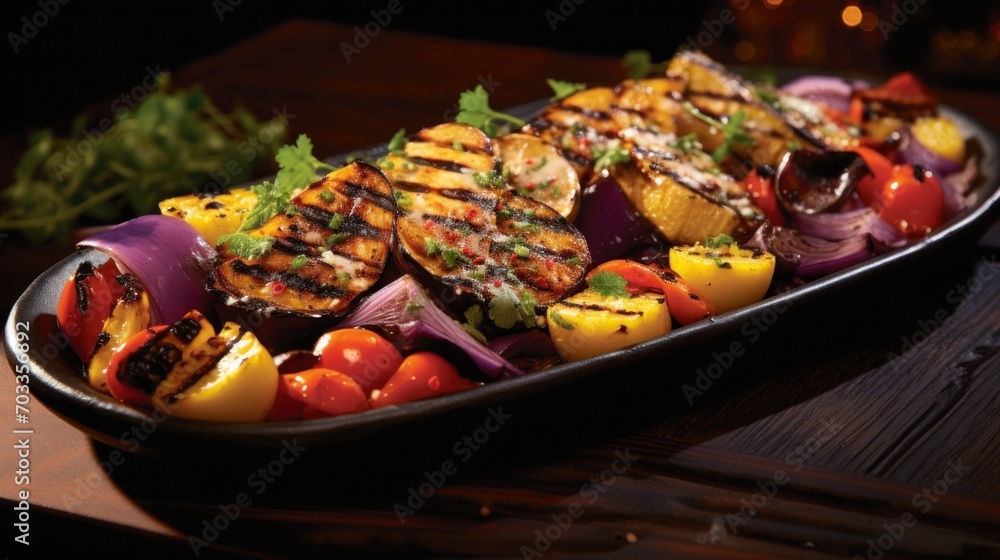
[
  {"xmin": 488, "ymin": 285, "xmax": 536, "ymax": 329},
  {"xmin": 388, "ymin": 128, "xmax": 407, "ymax": 154},
  {"xmin": 705, "ymin": 233, "xmax": 735, "ymax": 248},
  {"xmin": 622, "ymin": 50, "xmax": 670, "ymax": 80},
  {"xmin": 592, "ymin": 144, "xmax": 631, "ymax": 173},
  {"xmin": 682, "ymin": 101, "xmax": 756, "ymax": 163},
  {"xmin": 455, "ymin": 85, "xmax": 526, "ymax": 138},
  {"xmin": 587, "ymin": 271, "xmax": 628, "ymax": 298},
  {"xmin": 547, "ymin": 78, "xmax": 586, "ymax": 102},
  {"xmin": 461, "ymin": 305, "xmax": 488, "ymax": 344}
]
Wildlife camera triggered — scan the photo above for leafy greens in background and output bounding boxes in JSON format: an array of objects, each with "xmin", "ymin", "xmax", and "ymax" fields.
[{"xmin": 0, "ymin": 73, "xmax": 287, "ymax": 244}]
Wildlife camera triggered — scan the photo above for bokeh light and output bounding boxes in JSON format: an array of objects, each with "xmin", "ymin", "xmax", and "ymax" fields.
[{"xmin": 842, "ymin": 6, "xmax": 862, "ymax": 27}]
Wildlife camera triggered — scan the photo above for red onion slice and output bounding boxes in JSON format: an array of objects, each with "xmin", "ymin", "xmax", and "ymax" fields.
[
  {"xmin": 779, "ymin": 76, "xmax": 853, "ymax": 113},
  {"xmin": 572, "ymin": 177, "xmax": 657, "ymax": 264},
  {"xmin": 793, "ymin": 207, "xmax": 905, "ymax": 252},
  {"xmin": 339, "ymin": 275, "xmax": 524, "ymax": 379},
  {"xmin": 897, "ymin": 126, "xmax": 963, "ymax": 177},
  {"xmin": 77, "ymin": 215, "xmax": 217, "ymax": 325}
]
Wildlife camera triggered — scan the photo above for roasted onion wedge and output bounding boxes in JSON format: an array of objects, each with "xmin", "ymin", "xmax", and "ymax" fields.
[{"xmin": 210, "ymin": 161, "xmax": 395, "ymax": 317}]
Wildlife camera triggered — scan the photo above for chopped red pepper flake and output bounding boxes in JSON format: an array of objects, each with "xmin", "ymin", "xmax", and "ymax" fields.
[
  {"xmin": 462, "ymin": 246, "xmax": 475, "ymax": 258},
  {"xmin": 544, "ymin": 259, "xmax": 554, "ymax": 270},
  {"xmin": 493, "ymin": 279, "xmax": 503, "ymax": 287},
  {"xmin": 270, "ymin": 282, "xmax": 287, "ymax": 295},
  {"xmin": 473, "ymin": 256, "xmax": 486, "ymax": 265},
  {"xmin": 465, "ymin": 207, "xmax": 479, "ymax": 221},
  {"xmin": 445, "ymin": 230, "xmax": 459, "ymax": 242},
  {"xmin": 525, "ymin": 158, "xmax": 533, "ymax": 165},
  {"xmin": 509, "ymin": 253, "xmax": 518, "ymax": 263},
  {"xmin": 579, "ymin": 137, "xmax": 590, "ymax": 147},
  {"xmin": 535, "ymin": 276, "xmax": 551, "ymax": 290},
  {"xmin": 424, "ymin": 219, "xmax": 435, "ymax": 230},
  {"xmin": 496, "ymin": 202, "xmax": 505, "ymax": 212},
  {"xmin": 524, "ymin": 181, "xmax": 535, "ymax": 190}
]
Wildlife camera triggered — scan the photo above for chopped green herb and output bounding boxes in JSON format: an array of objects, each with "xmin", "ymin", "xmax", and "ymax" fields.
[
  {"xmin": 388, "ymin": 128, "xmax": 407, "ymax": 154},
  {"xmin": 712, "ymin": 256, "xmax": 731, "ymax": 268},
  {"xmin": 337, "ymin": 271, "xmax": 351, "ymax": 286},
  {"xmin": 622, "ymin": 50, "xmax": 670, "ymax": 80},
  {"xmin": 461, "ymin": 305, "xmax": 488, "ymax": 344},
  {"xmin": 549, "ymin": 310, "xmax": 574, "ymax": 330},
  {"xmin": 755, "ymin": 88, "xmax": 786, "ymax": 111},
  {"xmin": 682, "ymin": 102, "xmax": 756, "ymax": 163},
  {"xmin": 469, "ymin": 267, "xmax": 487, "ymax": 280},
  {"xmin": 531, "ymin": 156, "xmax": 549, "ymax": 172},
  {"xmin": 452, "ymin": 140, "xmax": 465, "ymax": 151},
  {"xmin": 513, "ymin": 244, "xmax": 530, "ymax": 258},
  {"xmin": 326, "ymin": 232, "xmax": 350, "ymax": 246},
  {"xmin": 393, "ymin": 190, "xmax": 413, "ymax": 209},
  {"xmin": 319, "ymin": 190, "xmax": 335, "ymax": 204},
  {"xmin": 705, "ymin": 233, "xmax": 735, "ymax": 248},
  {"xmin": 455, "ymin": 84, "xmax": 526, "ymax": 138},
  {"xmin": 328, "ymin": 213, "xmax": 345, "ymax": 230},
  {"xmin": 514, "ymin": 222, "xmax": 542, "ymax": 233},
  {"xmin": 518, "ymin": 291, "xmax": 537, "ymax": 328},
  {"xmin": 547, "ymin": 78, "xmax": 586, "ymax": 102},
  {"xmin": 425, "ymin": 237, "xmax": 441, "ymax": 256},
  {"xmin": 787, "ymin": 141, "xmax": 802, "ymax": 151},
  {"xmin": 441, "ymin": 247, "xmax": 469, "ymax": 269},
  {"xmin": 587, "ymin": 271, "xmax": 628, "ymax": 298},
  {"xmin": 673, "ymin": 133, "xmax": 702, "ymax": 154},
  {"xmin": 289, "ymin": 254, "xmax": 309, "ymax": 270},
  {"xmin": 218, "ymin": 232, "xmax": 274, "ymax": 260},
  {"xmin": 473, "ymin": 168, "xmax": 506, "ymax": 189},
  {"xmin": 592, "ymin": 144, "xmax": 631, "ymax": 173},
  {"xmin": 497, "ymin": 207, "xmax": 513, "ymax": 221},
  {"xmin": 552, "ymin": 187, "xmax": 563, "ymax": 198},
  {"xmin": 406, "ymin": 302, "xmax": 424, "ymax": 314},
  {"xmin": 569, "ymin": 121, "xmax": 585, "ymax": 135},
  {"xmin": 564, "ymin": 255, "xmax": 582, "ymax": 266},
  {"xmin": 376, "ymin": 157, "xmax": 395, "ymax": 171}
]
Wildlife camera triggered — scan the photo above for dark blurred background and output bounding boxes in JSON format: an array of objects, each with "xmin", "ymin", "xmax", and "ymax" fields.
[{"xmin": 1, "ymin": 0, "xmax": 998, "ymax": 135}]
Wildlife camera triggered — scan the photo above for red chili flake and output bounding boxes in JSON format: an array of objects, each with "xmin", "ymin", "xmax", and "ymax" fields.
[
  {"xmin": 465, "ymin": 207, "xmax": 479, "ymax": 221},
  {"xmin": 493, "ymin": 279, "xmax": 503, "ymax": 287},
  {"xmin": 509, "ymin": 253, "xmax": 518, "ymax": 263},
  {"xmin": 270, "ymin": 282, "xmax": 287, "ymax": 295},
  {"xmin": 473, "ymin": 256, "xmax": 486, "ymax": 265},
  {"xmin": 525, "ymin": 158, "xmax": 533, "ymax": 165},
  {"xmin": 462, "ymin": 246, "xmax": 475, "ymax": 258},
  {"xmin": 544, "ymin": 259, "xmax": 554, "ymax": 270},
  {"xmin": 424, "ymin": 219, "xmax": 436, "ymax": 230},
  {"xmin": 579, "ymin": 137, "xmax": 590, "ymax": 147},
  {"xmin": 445, "ymin": 230, "xmax": 459, "ymax": 242},
  {"xmin": 524, "ymin": 182, "xmax": 535, "ymax": 191},
  {"xmin": 535, "ymin": 276, "xmax": 551, "ymax": 290},
  {"xmin": 496, "ymin": 202, "xmax": 505, "ymax": 212}
]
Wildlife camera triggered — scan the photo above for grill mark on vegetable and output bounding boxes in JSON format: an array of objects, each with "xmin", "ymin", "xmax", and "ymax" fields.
[
  {"xmin": 559, "ymin": 105, "xmax": 612, "ymax": 121},
  {"xmin": 73, "ymin": 261, "xmax": 96, "ymax": 314},
  {"xmin": 439, "ymin": 188, "xmax": 497, "ymax": 209},
  {"xmin": 322, "ymin": 249, "xmax": 381, "ymax": 274},
  {"xmin": 407, "ymin": 156, "xmax": 472, "ymax": 174},
  {"xmin": 341, "ymin": 181, "xmax": 397, "ymax": 213},
  {"xmin": 117, "ymin": 328, "xmax": 178, "ymax": 394},
  {"xmin": 116, "ymin": 274, "xmax": 144, "ymax": 304},
  {"xmin": 421, "ymin": 213, "xmax": 483, "ymax": 233},
  {"xmin": 163, "ymin": 329, "xmax": 245, "ymax": 405},
  {"xmin": 504, "ymin": 213, "xmax": 579, "ymax": 235},
  {"xmin": 686, "ymin": 89, "xmax": 751, "ymax": 105},
  {"xmin": 295, "ymin": 207, "xmax": 392, "ymax": 243},
  {"xmin": 169, "ymin": 318, "xmax": 203, "ymax": 344},
  {"xmin": 391, "ymin": 181, "xmax": 431, "ymax": 194},
  {"xmin": 229, "ymin": 260, "xmax": 347, "ymax": 299},
  {"xmin": 558, "ymin": 300, "xmax": 644, "ymax": 316},
  {"xmin": 93, "ymin": 331, "xmax": 111, "ymax": 354},
  {"xmin": 271, "ymin": 237, "xmax": 313, "ymax": 256}
]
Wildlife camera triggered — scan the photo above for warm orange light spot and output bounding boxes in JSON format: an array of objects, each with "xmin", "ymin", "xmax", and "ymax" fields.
[
  {"xmin": 765, "ymin": 0, "xmax": 783, "ymax": 6},
  {"xmin": 842, "ymin": 6, "xmax": 863, "ymax": 27},
  {"xmin": 734, "ymin": 40, "xmax": 756, "ymax": 61}
]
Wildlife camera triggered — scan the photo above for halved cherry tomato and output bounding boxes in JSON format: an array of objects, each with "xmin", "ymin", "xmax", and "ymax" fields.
[
  {"xmin": 282, "ymin": 368, "xmax": 370, "ymax": 416},
  {"xmin": 56, "ymin": 259, "xmax": 125, "ymax": 363},
  {"xmin": 742, "ymin": 168, "xmax": 785, "ymax": 227},
  {"xmin": 370, "ymin": 352, "xmax": 477, "ymax": 409},
  {"xmin": 852, "ymin": 146, "xmax": 895, "ymax": 207},
  {"xmin": 105, "ymin": 325, "xmax": 168, "ymax": 408},
  {"xmin": 867, "ymin": 164, "xmax": 944, "ymax": 238},
  {"xmin": 587, "ymin": 260, "xmax": 716, "ymax": 326},
  {"xmin": 313, "ymin": 328, "xmax": 404, "ymax": 393}
]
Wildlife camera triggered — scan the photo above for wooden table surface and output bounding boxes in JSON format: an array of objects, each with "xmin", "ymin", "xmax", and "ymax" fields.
[{"xmin": 3, "ymin": 20, "xmax": 1000, "ymax": 559}]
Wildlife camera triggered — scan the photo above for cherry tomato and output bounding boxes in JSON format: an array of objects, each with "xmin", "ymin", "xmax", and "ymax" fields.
[
  {"xmin": 741, "ymin": 168, "xmax": 785, "ymax": 227},
  {"xmin": 867, "ymin": 164, "xmax": 944, "ymax": 238},
  {"xmin": 282, "ymin": 368, "xmax": 370, "ymax": 416},
  {"xmin": 587, "ymin": 260, "xmax": 716, "ymax": 326},
  {"xmin": 370, "ymin": 352, "xmax": 477, "ymax": 409},
  {"xmin": 852, "ymin": 146, "xmax": 894, "ymax": 207},
  {"xmin": 56, "ymin": 259, "xmax": 124, "ymax": 363},
  {"xmin": 105, "ymin": 325, "xmax": 167, "ymax": 408},
  {"xmin": 313, "ymin": 328, "xmax": 403, "ymax": 393}
]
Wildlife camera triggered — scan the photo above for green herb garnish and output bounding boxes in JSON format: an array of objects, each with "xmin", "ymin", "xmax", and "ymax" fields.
[
  {"xmin": 328, "ymin": 213, "xmax": 345, "ymax": 230},
  {"xmin": 587, "ymin": 271, "xmax": 628, "ymax": 298},
  {"xmin": 388, "ymin": 128, "xmax": 407, "ymax": 154},
  {"xmin": 622, "ymin": 50, "xmax": 670, "ymax": 80},
  {"xmin": 217, "ymin": 232, "xmax": 274, "ymax": 260},
  {"xmin": 592, "ymin": 144, "xmax": 631, "ymax": 173},
  {"xmin": 705, "ymin": 233, "xmax": 735, "ymax": 248},
  {"xmin": 547, "ymin": 78, "xmax": 586, "ymax": 102},
  {"xmin": 289, "ymin": 254, "xmax": 309, "ymax": 270},
  {"xmin": 455, "ymin": 84, "xmax": 526, "ymax": 138},
  {"xmin": 326, "ymin": 232, "xmax": 350, "ymax": 246},
  {"xmin": 549, "ymin": 311, "xmax": 574, "ymax": 330},
  {"xmin": 674, "ymin": 133, "xmax": 702, "ymax": 154},
  {"xmin": 461, "ymin": 305, "xmax": 488, "ymax": 344},
  {"xmin": 393, "ymin": 190, "xmax": 413, "ymax": 209},
  {"xmin": 682, "ymin": 102, "xmax": 756, "ymax": 163}
]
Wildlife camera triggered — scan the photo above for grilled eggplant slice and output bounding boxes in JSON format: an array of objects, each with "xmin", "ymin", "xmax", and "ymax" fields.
[
  {"xmin": 211, "ymin": 161, "xmax": 395, "ymax": 317},
  {"xmin": 380, "ymin": 123, "xmax": 590, "ymax": 318}
]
